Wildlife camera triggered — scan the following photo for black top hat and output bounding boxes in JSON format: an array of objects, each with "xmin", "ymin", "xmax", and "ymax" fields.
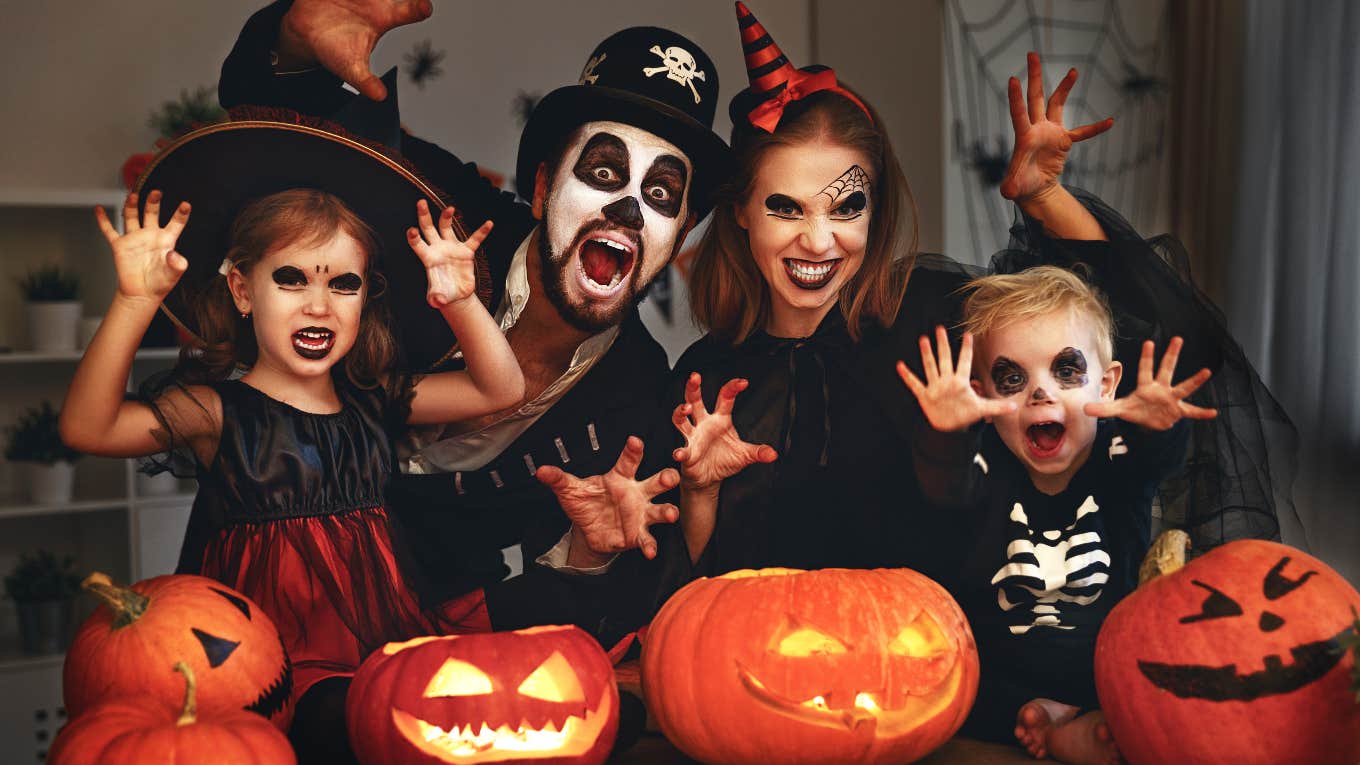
[
  {"xmin": 516, "ymin": 26, "xmax": 730, "ymax": 219},
  {"xmin": 132, "ymin": 107, "xmax": 479, "ymax": 372}
]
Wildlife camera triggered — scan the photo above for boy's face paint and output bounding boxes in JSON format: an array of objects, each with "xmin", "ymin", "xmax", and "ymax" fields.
[
  {"xmin": 537, "ymin": 121, "xmax": 692, "ymax": 332},
  {"xmin": 229, "ymin": 232, "xmax": 367, "ymax": 381},
  {"xmin": 735, "ymin": 141, "xmax": 873, "ymax": 336},
  {"xmin": 972, "ymin": 308, "xmax": 1120, "ymax": 493}
]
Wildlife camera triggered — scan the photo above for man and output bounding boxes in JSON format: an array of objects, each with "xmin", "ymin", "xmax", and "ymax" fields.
[{"xmin": 216, "ymin": 2, "xmax": 725, "ymax": 757}]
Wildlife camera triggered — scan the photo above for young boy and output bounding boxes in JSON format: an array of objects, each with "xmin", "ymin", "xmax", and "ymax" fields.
[{"xmin": 898, "ymin": 265, "xmax": 1216, "ymax": 765}]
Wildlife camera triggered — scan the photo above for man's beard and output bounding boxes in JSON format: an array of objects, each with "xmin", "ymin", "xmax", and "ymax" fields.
[{"xmin": 537, "ymin": 197, "xmax": 665, "ymax": 333}]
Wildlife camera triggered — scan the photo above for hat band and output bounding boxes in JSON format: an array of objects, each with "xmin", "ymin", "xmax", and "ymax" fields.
[{"xmin": 747, "ymin": 68, "xmax": 873, "ymax": 133}]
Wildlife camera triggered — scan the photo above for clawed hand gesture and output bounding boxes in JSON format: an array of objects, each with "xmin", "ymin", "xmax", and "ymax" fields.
[
  {"xmin": 671, "ymin": 373, "xmax": 778, "ymax": 492},
  {"xmin": 1085, "ymin": 337, "xmax": 1217, "ymax": 429},
  {"xmin": 95, "ymin": 191, "xmax": 190, "ymax": 303},
  {"xmin": 535, "ymin": 437, "xmax": 679, "ymax": 559},
  {"xmin": 408, "ymin": 200, "xmax": 491, "ymax": 309},
  {"xmin": 897, "ymin": 326, "xmax": 1017, "ymax": 432},
  {"xmin": 282, "ymin": 0, "xmax": 433, "ymax": 100},
  {"xmin": 1001, "ymin": 52, "xmax": 1115, "ymax": 203}
]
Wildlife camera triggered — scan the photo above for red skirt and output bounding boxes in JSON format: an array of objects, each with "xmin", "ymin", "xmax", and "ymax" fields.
[{"xmin": 200, "ymin": 505, "xmax": 491, "ymax": 703}]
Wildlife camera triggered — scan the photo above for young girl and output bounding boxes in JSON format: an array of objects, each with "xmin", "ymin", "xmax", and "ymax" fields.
[{"xmin": 61, "ymin": 134, "xmax": 522, "ymax": 760}]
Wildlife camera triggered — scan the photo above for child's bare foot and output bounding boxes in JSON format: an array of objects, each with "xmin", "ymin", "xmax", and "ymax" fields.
[{"xmin": 1015, "ymin": 699, "xmax": 1121, "ymax": 764}]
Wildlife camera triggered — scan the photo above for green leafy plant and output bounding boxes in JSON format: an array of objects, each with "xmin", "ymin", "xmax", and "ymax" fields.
[
  {"xmin": 4, "ymin": 551, "xmax": 81, "ymax": 603},
  {"xmin": 148, "ymin": 85, "xmax": 226, "ymax": 139},
  {"xmin": 16, "ymin": 265, "xmax": 79, "ymax": 302},
  {"xmin": 4, "ymin": 402, "xmax": 81, "ymax": 464}
]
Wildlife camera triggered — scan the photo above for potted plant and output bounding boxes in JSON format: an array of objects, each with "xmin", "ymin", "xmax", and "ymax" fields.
[
  {"xmin": 5, "ymin": 401, "xmax": 81, "ymax": 504},
  {"xmin": 17, "ymin": 264, "xmax": 81, "ymax": 351},
  {"xmin": 4, "ymin": 551, "xmax": 81, "ymax": 655}
]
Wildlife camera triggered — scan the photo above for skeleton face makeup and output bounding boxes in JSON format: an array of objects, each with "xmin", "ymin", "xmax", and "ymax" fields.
[
  {"xmin": 537, "ymin": 121, "xmax": 692, "ymax": 332},
  {"xmin": 228, "ymin": 232, "xmax": 367, "ymax": 381},
  {"xmin": 735, "ymin": 141, "xmax": 873, "ymax": 338},
  {"xmin": 972, "ymin": 308, "xmax": 1121, "ymax": 494}
]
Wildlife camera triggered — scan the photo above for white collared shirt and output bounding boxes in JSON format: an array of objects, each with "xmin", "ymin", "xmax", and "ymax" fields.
[{"xmin": 398, "ymin": 227, "xmax": 620, "ymax": 474}]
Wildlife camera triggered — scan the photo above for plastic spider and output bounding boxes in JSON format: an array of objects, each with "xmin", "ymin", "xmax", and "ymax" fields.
[{"xmin": 404, "ymin": 40, "xmax": 446, "ymax": 89}]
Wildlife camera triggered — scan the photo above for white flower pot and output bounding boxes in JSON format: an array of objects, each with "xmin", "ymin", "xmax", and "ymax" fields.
[
  {"xmin": 26, "ymin": 301, "xmax": 82, "ymax": 352},
  {"xmin": 26, "ymin": 461, "xmax": 74, "ymax": 505},
  {"xmin": 136, "ymin": 470, "xmax": 179, "ymax": 497}
]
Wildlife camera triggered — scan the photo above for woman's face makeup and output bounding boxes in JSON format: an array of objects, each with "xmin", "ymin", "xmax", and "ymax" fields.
[
  {"xmin": 229, "ymin": 231, "xmax": 368, "ymax": 380},
  {"xmin": 736, "ymin": 141, "xmax": 874, "ymax": 337}
]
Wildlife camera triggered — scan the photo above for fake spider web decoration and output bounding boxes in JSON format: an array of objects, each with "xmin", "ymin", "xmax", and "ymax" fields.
[{"xmin": 944, "ymin": 0, "xmax": 1170, "ymax": 263}]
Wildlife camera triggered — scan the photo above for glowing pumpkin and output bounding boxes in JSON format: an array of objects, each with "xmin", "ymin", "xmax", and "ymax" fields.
[
  {"xmin": 642, "ymin": 568, "xmax": 979, "ymax": 765},
  {"xmin": 63, "ymin": 573, "xmax": 293, "ymax": 730},
  {"xmin": 48, "ymin": 662, "xmax": 295, "ymax": 765},
  {"xmin": 1095, "ymin": 533, "xmax": 1360, "ymax": 765},
  {"xmin": 346, "ymin": 625, "xmax": 619, "ymax": 765}
]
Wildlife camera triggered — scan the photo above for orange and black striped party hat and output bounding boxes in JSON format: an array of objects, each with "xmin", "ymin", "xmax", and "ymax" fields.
[{"xmin": 737, "ymin": 1, "xmax": 797, "ymax": 96}]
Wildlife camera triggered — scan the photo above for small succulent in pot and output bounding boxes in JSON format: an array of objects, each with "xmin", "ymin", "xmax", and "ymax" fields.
[
  {"xmin": 4, "ymin": 550, "xmax": 81, "ymax": 604},
  {"xmin": 5, "ymin": 401, "xmax": 81, "ymax": 465},
  {"xmin": 16, "ymin": 265, "xmax": 79, "ymax": 302}
]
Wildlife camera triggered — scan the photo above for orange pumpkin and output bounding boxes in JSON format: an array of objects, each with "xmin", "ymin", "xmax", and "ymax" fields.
[
  {"xmin": 1095, "ymin": 535, "xmax": 1360, "ymax": 765},
  {"xmin": 642, "ymin": 568, "xmax": 978, "ymax": 765},
  {"xmin": 48, "ymin": 661, "xmax": 295, "ymax": 765},
  {"xmin": 63, "ymin": 573, "xmax": 293, "ymax": 730},
  {"xmin": 346, "ymin": 625, "xmax": 619, "ymax": 765}
]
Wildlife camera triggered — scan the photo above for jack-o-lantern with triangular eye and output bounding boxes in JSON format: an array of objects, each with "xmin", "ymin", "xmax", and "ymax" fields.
[
  {"xmin": 642, "ymin": 568, "xmax": 979, "ymax": 765},
  {"xmin": 63, "ymin": 573, "xmax": 293, "ymax": 730},
  {"xmin": 1095, "ymin": 535, "xmax": 1360, "ymax": 765},
  {"xmin": 346, "ymin": 625, "xmax": 619, "ymax": 765}
]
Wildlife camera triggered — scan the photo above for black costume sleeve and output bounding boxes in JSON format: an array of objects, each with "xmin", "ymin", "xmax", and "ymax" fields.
[{"xmin": 994, "ymin": 188, "xmax": 1301, "ymax": 550}]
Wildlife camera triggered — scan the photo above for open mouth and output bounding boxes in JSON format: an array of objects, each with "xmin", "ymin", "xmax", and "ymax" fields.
[
  {"xmin": 783, "ymin": 258, "xmax": 841, "ymax": 290},
  {"xmin": 1026, "ymin": 421, "xmax": 1066, "ymax": 458},
  {"xmin": 292, "ymin": 327, "xmax": 335, "ymax": 360},
  {"xmin": 575, "ymin": 234, "xmax": 637, "ymax": 299},
  {"xmin": 390, "ymin": 691, "xmax": 612, "ymax": 763}
]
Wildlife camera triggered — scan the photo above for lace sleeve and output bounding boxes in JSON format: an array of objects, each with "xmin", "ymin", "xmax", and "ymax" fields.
[{"xmin": 135, "ymin": 370, "xmax": 223, "ymax": 479}]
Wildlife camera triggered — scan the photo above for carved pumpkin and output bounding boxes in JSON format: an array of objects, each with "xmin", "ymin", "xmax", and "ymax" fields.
[
  {"xmin": 63, "ymin": 573, "xmax": 293, "ymax": 730},
  {"xmin": 642, "ymin": 568, "xmax": 979, "ymax": 765},
  {"xmin": 48, "ymin": 662, "xmax": 295, "ymax": 765},
  {"xmin": 346, "ymin": 625, "xmax": 619, "ymax": 765},
  {"xmin": 1095, "ymin": 534, "xmax": 1360, "ymax": 765}
]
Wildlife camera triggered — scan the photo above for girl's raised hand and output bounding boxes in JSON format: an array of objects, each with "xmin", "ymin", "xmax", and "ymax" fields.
[
  {"xmin": 409, "ymin": 200, "xmax": 491, "ymax": 308},
  {"xmin": 671, "ymin": 373, "xmax": 778, "ymax": 491},
  {"xmin": 95, "ymin": 191, "xmax": 190, "ymax": 303},
  {"xmin": 1084, "ymin": 338, "xmax": 1217, "ymax": 429},
  {"xmin": 1000, "ymin": 52, "xmax": 1115, "ymax": 203},
  {"xmin": 897, "ymin": 326, "xmax": 1016, "ymax": 432}
]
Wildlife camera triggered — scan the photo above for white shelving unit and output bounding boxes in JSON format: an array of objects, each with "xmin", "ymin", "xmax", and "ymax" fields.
[{"xmin": 0, "ymin": 190, "xmax": 194, "ymax": 763}]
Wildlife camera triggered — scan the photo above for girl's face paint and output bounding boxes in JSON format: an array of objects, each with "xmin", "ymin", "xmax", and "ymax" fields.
[
  {"xmin": 229, "ymin": 232, "xmax": 367, "ymax": 381},
  {"xmin": 736, "ymin": 140, "xmax": 873, "ymax": 337},
  {"xmin": 972, "ymin": 308, "xmax": 1120, "ymax": 493}
]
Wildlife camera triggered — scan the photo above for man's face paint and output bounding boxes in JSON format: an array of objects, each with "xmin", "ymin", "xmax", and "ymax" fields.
[{"xmin": 538, "ymin": 121, "xmax": 692, "ymax": 332}]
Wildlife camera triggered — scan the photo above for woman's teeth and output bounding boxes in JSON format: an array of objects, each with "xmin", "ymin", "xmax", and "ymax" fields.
[{"xmin": 784, "ymin": 258, "xmax": 839, "ymax": 289}]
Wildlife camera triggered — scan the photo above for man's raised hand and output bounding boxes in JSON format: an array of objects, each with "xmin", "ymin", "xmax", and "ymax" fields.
[{"xmin": 280, "ymin": 0, "xmax": 433, "ymax": 101}]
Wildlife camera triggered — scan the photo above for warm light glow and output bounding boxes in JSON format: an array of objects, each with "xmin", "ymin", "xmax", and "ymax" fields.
[
  {"xmin": 391, "ymin": 690, "xmax": 614, "ymax": 763},
  {"xmin": 383, "ymin": 635, "xmax": 449, "ymax": 655},
  {"xmin": 777, "ymin": 627, "xmax": 848, "ymax": 656},
  {"xmin": 425, "ymin": 658, "xmax": 494, "ymax": 697},
  {"xmin": 803, "ymin": 695, "xmax": 829, "ymax": 709},
  {"xmin": 854, "ymin": 692, "xmax": 879, "ymax": 711},
  {"xmin": 887, "ymin": 612, "xmax": 951, "ymax": 657},
  {"xmin": 516, "ymin": 651, "xmax": 585, "ymax": 703}
]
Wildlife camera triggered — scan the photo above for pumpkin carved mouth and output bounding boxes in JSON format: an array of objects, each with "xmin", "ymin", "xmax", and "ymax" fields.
[
  {"xmin": 390, "ymin": 691, "xmax": 613, "ymax": 763},
  {"xmin": 1137, "ymin": 626, "xmax": 1352, "ymax": 702},
  {"xmin": 245, "ymin": 643, "xmax": 293, "ymax": 719}
]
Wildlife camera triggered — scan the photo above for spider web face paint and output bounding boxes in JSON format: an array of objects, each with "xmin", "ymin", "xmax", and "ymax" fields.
[{"xmin": 816, "ymin": 164, "xmax": 871, "ymax": 206}]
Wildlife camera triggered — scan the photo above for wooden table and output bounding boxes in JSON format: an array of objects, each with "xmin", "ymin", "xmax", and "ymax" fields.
[{"xmin": 609, "ymin": 734, "xmax": 1046, "ymax": 764}]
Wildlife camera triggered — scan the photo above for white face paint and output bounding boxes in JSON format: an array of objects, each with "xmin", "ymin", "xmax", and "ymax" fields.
[{"xmin": 539, "ymin": 121, "xmax": 692, "ymax": 331}]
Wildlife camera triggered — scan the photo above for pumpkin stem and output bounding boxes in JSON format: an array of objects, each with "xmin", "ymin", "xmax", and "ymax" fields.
[
  {"xmin": 174, "ymin": 661, "xmax": 197, "ymax": 727},
  {"xmin": 1138, "ymin": 529, "xmax": 1191, "ymax": 585},
  {"xmin": 81, "ymin": 572, "xmax": 148, "ymax": 629}
]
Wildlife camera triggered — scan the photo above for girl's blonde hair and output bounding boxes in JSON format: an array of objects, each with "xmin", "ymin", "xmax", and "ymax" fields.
[{"xmin": 961, "ymin": 265, "xmax": 1114, "ymax": 366}]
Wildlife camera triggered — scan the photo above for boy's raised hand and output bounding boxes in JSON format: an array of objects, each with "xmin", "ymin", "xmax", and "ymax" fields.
[
  {"xmin": 409, "ymin": 200, "xmax": 491, "ymax": 309},
  {"xmin": 1084, "ymin": 337, "xmax": 1217, "ymax": 429},
  {"xmin": 95, "ymin": 191, "xmax": 190, "ymax": 303},
  {"xmin": 898, "ymin": 326, "xmax": 1016, "ymax": 432},
  {"xmin": 671, "ymin": 373, "xmax": 778, "ymax": 491}
]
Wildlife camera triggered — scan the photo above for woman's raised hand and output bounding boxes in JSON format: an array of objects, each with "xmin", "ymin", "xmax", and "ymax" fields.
[
  {"xmin": 671, "ymin": 373, "xmax": 778, "ymax": 491},
  {"xmin": 1000, "ymin": 52, "xmax": 1115, "ymax": 203},
  {"xmin": 95, "ymin": 191, "xmax": 190, "ymax": 303},
  {"xmin": 409, "ymin": 200, "xmax": 491, "ymax": 309},
  {"xmin": 897, "ymin": 326, "xmax": 1016, "ymax": 432}
]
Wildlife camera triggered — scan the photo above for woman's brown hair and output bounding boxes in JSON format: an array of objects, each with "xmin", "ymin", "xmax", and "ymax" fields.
[
  {"xmin": 688, "ymin": 85, "xmax": 919, "ymax": 343},
  {"xmin": 176, "ymin": 189, "xmax": 397, "ymax": 389}
]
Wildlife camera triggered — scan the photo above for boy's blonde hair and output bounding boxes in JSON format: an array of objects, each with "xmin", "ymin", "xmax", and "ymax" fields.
[{"xmin": 961, "ymin": 266, "xmax": 1114, "ymax": 367}]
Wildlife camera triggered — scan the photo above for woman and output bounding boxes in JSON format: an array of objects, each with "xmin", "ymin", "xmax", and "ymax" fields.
[{"xmin": 669, "ymin": 3, "xmax": 1113, "ymax": 581}]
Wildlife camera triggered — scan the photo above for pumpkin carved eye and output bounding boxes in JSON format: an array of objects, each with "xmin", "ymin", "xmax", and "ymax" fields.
[
  {"xmin": 1263, "ymin": 556, "xmax": 1316, "ymax": 600},
  {"xmin": 888, "ymin": 612, "xmax": 951, "ymax": 657},
  {"xmin": 1179, "ymin": 580, "xmax": 1243, "ymax": 624},
  {"xmin": 517, "ymin": 651, "xmax": 585, "ymax": 703},
  {"xmin": 776, "ymin": 624, "xmax": 848, "ymax": 656},
  {"xmin": 424, "ymin": 658, "xmax": 493, "ymax": 697},
  {"xmin": 191, "ymin": 628, "xmax": 240, "ymax": 668}
]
